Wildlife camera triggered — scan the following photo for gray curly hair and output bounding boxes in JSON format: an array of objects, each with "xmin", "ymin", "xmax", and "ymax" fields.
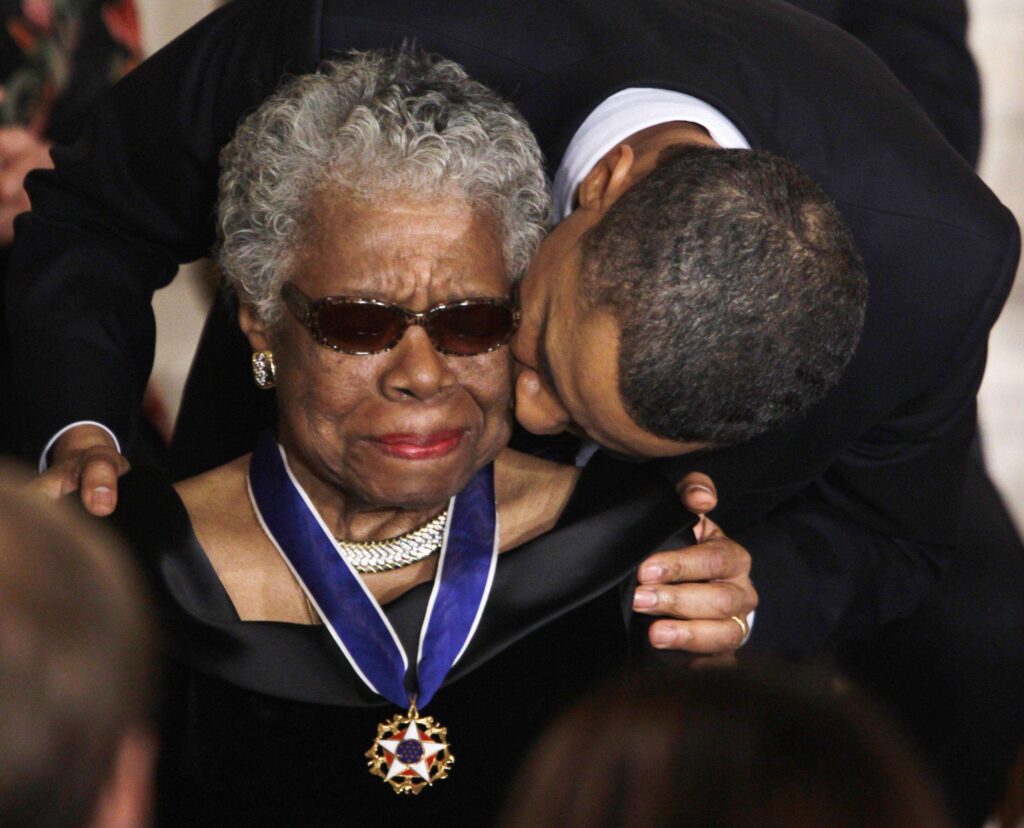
[{"xmin": 217, "ymin": 47, "xmax": 551, "ymax": 322}]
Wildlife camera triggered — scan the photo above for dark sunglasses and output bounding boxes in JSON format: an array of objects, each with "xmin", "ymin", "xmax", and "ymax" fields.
[{"xmin": 281, "ymin": 282, "xmax": 521, "ymax": 356}]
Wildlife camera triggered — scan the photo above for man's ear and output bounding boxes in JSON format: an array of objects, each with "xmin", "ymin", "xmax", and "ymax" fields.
[
  {"xmin": 577, "ymin": 144, "xmax": 636, "ymax": 212},
  {"xmin": 238, "ymin": 303, "xmax": 272, "ymax": 351}
]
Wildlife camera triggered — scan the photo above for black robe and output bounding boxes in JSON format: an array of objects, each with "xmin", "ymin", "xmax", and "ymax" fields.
[{"xmin": 110, "ymin": 453, "xmax": 689, "ymax": 826}]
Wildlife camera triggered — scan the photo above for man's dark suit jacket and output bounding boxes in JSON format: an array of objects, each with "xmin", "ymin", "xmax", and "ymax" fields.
[
  {"xmin": 5, "ymin": 0, "xmax": 1019, "ymax": 659},
  {"xmin": 792, "ymin": 0, "xmax": 981, "ymax": 166}
]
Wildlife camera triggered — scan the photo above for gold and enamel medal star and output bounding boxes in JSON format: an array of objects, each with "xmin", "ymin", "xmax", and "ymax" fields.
[{"xmin": 366, "ymin": 703, "xmax": 454, "ymax": 794}]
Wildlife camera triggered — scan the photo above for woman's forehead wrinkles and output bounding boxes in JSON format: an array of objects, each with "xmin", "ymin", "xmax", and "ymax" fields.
[
  {"xmin": 299, "ymin": 196, "xmax": 508, "ymax": 306},
  {"xmin": 326, "ymin": 253, "xmax": 497, "ymax": 306}
]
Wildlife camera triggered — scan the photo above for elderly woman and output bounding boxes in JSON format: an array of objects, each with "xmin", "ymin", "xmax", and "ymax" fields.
[{"xmin": 111, "ymin": 49, "xmax": 688, "ymax": 825}]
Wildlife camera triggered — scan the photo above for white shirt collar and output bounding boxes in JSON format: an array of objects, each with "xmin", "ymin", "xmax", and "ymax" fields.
[{"xmin": 552, "ymin": 88, "xmax": 751, "ymax": 219}]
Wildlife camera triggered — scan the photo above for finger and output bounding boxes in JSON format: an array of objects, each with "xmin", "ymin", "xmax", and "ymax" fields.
[
  {"xmin": 677, "ymin": 471, "xmax": 717, "ymax": 515},
  {"xmin": 79, "ymin": 451, "xmax": 124, "ymax": 516},
  {"xmin": 633, "ymin": 580, "xmax": 752, "ymax": 619},
  {"xmin": 638, "ymin": 539, "xmax": 751, "ymax": 583},
  {"xmin": 648, "ymin": 618, "xmax": 748, "ymax": 653},
  {"xmin": 28, "ymin": 464, "xmax": 77, "ymax": 500}
]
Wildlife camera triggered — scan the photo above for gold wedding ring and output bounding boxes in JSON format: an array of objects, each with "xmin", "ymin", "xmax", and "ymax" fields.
[{"xmin": 730, "ymin": 614, "xmax": 750, "ymax": 644}]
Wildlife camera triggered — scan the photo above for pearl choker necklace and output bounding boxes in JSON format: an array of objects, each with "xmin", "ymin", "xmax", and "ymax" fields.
[{"xmin": 335, "ymin": 509, "xmax": 449, "ymax": 573}]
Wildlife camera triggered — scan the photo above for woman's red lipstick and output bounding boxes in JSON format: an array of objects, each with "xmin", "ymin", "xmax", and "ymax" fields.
[{"xmin": 371, "ymin": 430, "xmax": 465, "ymax": 460}]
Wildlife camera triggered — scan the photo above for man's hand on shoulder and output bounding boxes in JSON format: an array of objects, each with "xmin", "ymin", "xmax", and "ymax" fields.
[
  {"xmin": 33, "ymin": 424, "xmax": 130, "ymax": 516},
  {"xmin": 632, "ymin": 472, "xmax": 758, "ymax": 656}
]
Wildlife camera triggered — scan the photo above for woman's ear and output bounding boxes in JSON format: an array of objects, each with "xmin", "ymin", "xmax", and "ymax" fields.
[
  {"xmin": 238, "ymin": 304, "xmax": 272, "ymax": 351},
  {"xmin": 577, "ymin": 143, "xmax": 636, "ymax": 213}
]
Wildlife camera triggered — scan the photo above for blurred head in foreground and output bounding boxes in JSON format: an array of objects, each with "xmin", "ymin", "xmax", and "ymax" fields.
[
  {"xmin": 501, "ymin": 663, "xmax": 950, "ymax": 828},
  {"xmin": 0, "ymin": 469, "xmax": 157, "ymax": 828}
]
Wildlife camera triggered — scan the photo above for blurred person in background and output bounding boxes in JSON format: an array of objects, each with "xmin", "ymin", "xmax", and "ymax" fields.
[
  {"xmin": 501, "ymin": 663, "xmax": 953, "ymax": 828},
  {"xmin": 0, "ymin": 465, "xmax": 156, "ymax": 828},
  {"xmin": 0, "ymin": 0, "xmax": 141, "ymax": 243}
]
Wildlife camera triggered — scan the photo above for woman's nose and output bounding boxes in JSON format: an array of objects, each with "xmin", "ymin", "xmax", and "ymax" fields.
[{"xmin": 380, "ymin": 325, "xmax": 456, "ymax": 402}]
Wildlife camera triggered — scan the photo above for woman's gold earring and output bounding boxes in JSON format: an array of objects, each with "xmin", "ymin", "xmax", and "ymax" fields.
[{"xmin": 251, "ymin": 350, "xmax": 276, "ymax": 390}]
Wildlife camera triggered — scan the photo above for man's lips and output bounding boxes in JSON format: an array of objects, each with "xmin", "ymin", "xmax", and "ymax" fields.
[{"xmin": 370, "ymin": 430, "xmax": 466, "ymax": 460}]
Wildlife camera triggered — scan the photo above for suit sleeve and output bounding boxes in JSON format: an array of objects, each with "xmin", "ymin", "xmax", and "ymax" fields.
[
  {"xmin": 4, "ymin": 0, "xmax": 321, "ymax": 458},
  {"xmin": 737, "ymin": 401, "xmax": 978, "ymax": 659}
]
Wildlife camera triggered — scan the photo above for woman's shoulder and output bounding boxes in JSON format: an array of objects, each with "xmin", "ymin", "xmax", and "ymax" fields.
[
  {"xmin": 106, "ymin": 463, "xmax": 240, "ymax": 625},
  {"xmin": 493, "ymin": 448, "xmax": 580, "ymax": 550},
  {"xmin": 174, "ymin": 456, "xmax": 249, "ymax": 519},
  {"xmin": 175, "ymin": 455, "xmax": 315, "ymax": 624},
  {"xmin": 112, "ymin": 465, "xmax": 378, "ymax": 706}
]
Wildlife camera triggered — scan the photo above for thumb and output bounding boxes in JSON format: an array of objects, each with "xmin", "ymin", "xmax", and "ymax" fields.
[
  {"xmin": 77, "ymin": 448, "xmax": 129, "ymax": 517},
  {"xmin": 677, "ymin": 472, "xmax": 722, "ymax": 543},
  {"xmin": 678, "ymin": 471, "xmax": 717, "ymax": 514},
  {"xmin": 29, "ymin": 462, "xmax": 83, "ymax": 501}
]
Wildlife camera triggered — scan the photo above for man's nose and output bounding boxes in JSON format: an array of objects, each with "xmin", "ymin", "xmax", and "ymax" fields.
[{"xmin": 514, "ymin": 368, "xmax": 571, "ymax": 435}]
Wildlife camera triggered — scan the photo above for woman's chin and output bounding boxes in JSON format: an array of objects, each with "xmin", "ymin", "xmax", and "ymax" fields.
[{"xmin": 346, "ymin": 449, "xmax": 480, "ymax": 510}]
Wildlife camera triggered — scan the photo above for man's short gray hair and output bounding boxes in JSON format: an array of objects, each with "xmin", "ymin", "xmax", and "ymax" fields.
[
  {"xmin": 218, "ymin": 47, "xmax": 551, "ymax": 322},
  {"xmin": 582, "ymin": 145, "xmax": 867, "ymax": 446}
]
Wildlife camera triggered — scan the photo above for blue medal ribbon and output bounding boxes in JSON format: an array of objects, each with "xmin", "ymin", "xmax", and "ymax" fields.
[{"xmin": 247, "ymin": 430, "xmax": 498, "ymax": 709}]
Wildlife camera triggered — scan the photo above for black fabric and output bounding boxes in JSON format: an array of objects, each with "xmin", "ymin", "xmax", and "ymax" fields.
[
  {"xmin": 108, "ymin": 452, "xmax": 689, "ymax": 825},
  {"xmin": 788, "ymin": 0, "xmax": 980, "ymax": 166},
  {"xmin": 838, "ymin": 443, "xmax": 1024, "ymax": 828}
]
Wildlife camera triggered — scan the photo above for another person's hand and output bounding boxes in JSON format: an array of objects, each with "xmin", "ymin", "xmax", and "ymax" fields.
[
  {"xmin": 32, "ymin": 424, "xmax": 130, "ymax": 516},
  {"xmin": 632, "ymin": 472, "xmax": 757, "ymax": 656},
  {"xmin": 0, "ymin": 126, "xmax": 54, "ymax": 245}
]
